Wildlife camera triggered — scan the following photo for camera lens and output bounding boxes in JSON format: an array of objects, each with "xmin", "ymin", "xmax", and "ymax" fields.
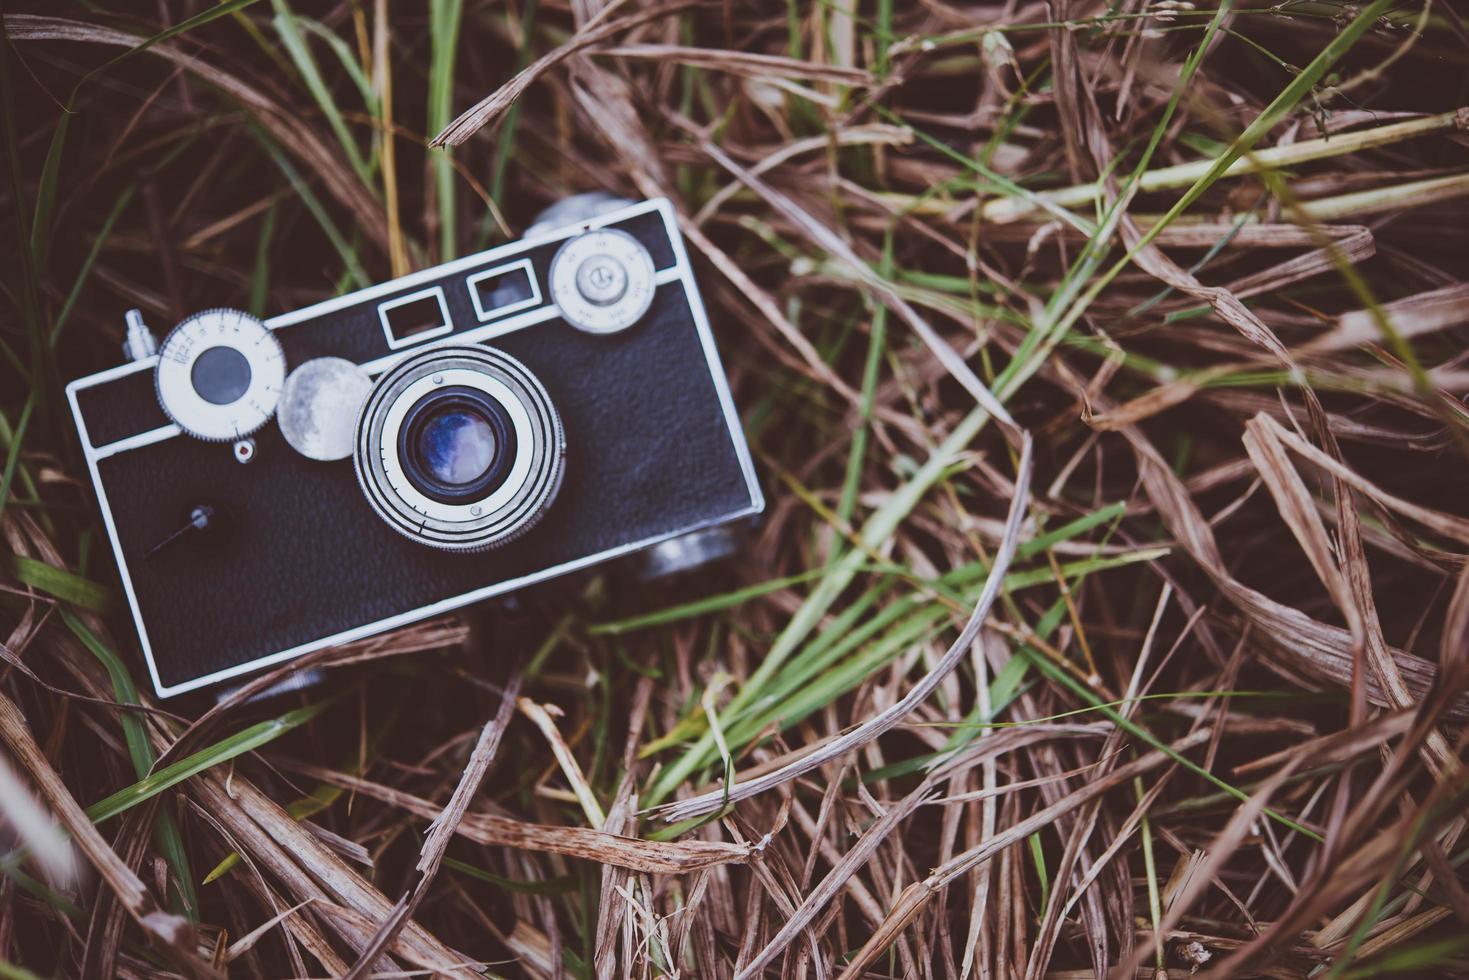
[
  {"xmin": 396, "ymin": 386, "xmax": 517, "ymax": 504},
  {"xmin": 354, "ymin": 346, "xmax": 564, "ymax": 552},
  {"xmin": 420, "ymin": 410, "xmax": 495, "ymax": 485}
]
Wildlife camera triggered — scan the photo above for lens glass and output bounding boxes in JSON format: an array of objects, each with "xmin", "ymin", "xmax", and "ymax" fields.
[
  {"xmin": 417, "ymin": 409, "xmax": 497, "ymax": 485},
  {"xmin": 191, "ymin": 345, "xmax": 252, "ymax": 405}
]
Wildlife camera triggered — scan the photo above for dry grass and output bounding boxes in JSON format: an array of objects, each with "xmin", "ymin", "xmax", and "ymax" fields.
[{"xmin": 3, "ymin": 1, "xmax": 1469, "ymax": 977}]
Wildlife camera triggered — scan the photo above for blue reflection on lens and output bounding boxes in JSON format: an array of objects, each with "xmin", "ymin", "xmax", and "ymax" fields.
[{"xmin": 418, "ymin": 410, "xmax": 496, "ymax": 485}]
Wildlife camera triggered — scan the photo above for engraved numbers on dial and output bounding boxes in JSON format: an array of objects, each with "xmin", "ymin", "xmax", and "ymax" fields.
[
  {"xmin": 155, "ymin": 309, "xmax": 286, "ymax": 442},
  {"xmin": 548, "ymin": 228, "xmax": 656, "ymax": 335}
]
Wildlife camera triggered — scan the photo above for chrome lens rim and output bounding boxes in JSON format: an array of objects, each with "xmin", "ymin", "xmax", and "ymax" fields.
[{"xmin": 354, "ymin": 345, "xmax": 564, "ymax": 552}]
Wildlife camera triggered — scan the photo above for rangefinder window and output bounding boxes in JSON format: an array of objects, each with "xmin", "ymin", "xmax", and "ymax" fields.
[
  {"xmin": 379, "ymin": 286, "xmax": 452, "ymax": 349},
  {"xmin": 466, "ymin": 260, "xmax": 540, "ymax": 322}
]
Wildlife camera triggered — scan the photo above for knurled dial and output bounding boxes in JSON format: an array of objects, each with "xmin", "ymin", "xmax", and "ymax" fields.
[
  {"xmin": 548, "ymin": 228, "xmax": 657, "ymax": 334},
  {"xmin": 154, "ymin": 308, "xmax": 286, "ymax": 442}
]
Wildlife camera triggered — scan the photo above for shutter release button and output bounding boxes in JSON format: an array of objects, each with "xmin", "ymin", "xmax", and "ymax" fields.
[{"xmin": 576, "ymin": 255, "xmax": 628, "ymax": 305}]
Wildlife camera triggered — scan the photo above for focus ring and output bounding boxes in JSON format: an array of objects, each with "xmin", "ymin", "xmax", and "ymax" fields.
[{"xmin": 353, "ymin": 345, "xmax": 565, "ymax": 553}]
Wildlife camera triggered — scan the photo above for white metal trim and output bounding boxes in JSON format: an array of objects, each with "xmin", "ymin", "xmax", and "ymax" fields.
[
  {"xmin": 378, "ymin": 285, "xmax": 453, "ymax": 350},
  {"xmin": 94, "ymin": 423, "xmax": 183, "ymax": 459},
  {"xmin": 64, "ymin": 377, "xmax": 172, "ymax": 697},
  {"xmin": 266, "ymin": 198, "xmax": 667, "ymax": 332},
  {"xmin": 653, "ymin": 198, "xmax": 765, "ymax": 514},
  {"xmin": 82, "ymin": 267, "xmax": 688, "ymax": 456},
  {"xmin": 150, "ymin": 500, "xmax": 764, "ymax": 696}
]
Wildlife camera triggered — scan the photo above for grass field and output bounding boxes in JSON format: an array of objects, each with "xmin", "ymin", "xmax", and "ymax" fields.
[{"xmin": 3, "ymin": 1, "xmax": 1469, "ymax": 977}]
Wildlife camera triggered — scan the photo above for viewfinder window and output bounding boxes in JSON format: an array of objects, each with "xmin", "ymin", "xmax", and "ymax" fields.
[
  {"xmin": 379, "ymin": 287, "xmax": 452, "ymax": 349},
  {"xmin": 466, "ymin": 260, "xmax": 541, "ymax": 322}
]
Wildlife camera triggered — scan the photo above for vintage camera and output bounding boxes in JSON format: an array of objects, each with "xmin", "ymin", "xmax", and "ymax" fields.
[{"xmin": 66, "ymin": 196, "xmax": 763, "ymax": 697}]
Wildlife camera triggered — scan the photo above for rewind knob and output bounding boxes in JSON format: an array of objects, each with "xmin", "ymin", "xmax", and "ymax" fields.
[{"xmin": 154, "ymin": 308, "xmax": 286, "ymax": 442}]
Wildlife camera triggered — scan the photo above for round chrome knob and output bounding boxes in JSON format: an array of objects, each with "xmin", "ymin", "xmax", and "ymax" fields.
[
  {"xmin": 548, "ymin": 229, "xmax": 655, "ymax": 334},
  {"xmin": 277, "ymin": 357, "xmax": 373, "ymax": 461},
  {"xmin": 637, "ymin": 526, "xmax": 742, "ymax": 579},
  {"xmin": 575, "ymin": 254, "xmax": 629, "ymax": 305},
  {"xmin": 154, "ymin": 308, "xmax": 285, "ymax": 442}
]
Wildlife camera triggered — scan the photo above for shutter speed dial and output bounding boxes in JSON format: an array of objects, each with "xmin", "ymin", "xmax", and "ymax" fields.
[
  {"xmin": 155, "ymin": 308, "xmax": 286, "ymax": 442},
  {"xmin": 548, "ymin": 228, "xmax": 656, "ymax": 334}
]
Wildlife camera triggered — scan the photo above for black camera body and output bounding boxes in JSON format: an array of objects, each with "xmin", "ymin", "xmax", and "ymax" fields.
[{"xmin": 67, "ymin": 198, "xmax": 762, "ymax": 697}]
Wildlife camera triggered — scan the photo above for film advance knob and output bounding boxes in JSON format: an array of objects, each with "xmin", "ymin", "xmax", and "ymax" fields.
[
  {"xmin": 154, "ymin": 308, "xmax": 286, "ymax": 442},
  {"xmin": 548, "ymin": 228, "xmax": 656, "ymax": 334}
]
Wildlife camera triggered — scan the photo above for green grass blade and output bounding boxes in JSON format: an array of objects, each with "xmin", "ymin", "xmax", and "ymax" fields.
[
  {"xmin": 643, "ymin": 2, "xmax": 1237, "ymax": 807},
  {"xmin": 0, "ymin": 15, "xmax": 48, "ymax": 509},
  {"xmin": 1139, "ymin": 0, "xmax": 1396, "ymax": 247},
  {"xmin": 254, "ymin": 127, "xmax": 370, "ymax": 288},
  {"xmin": 97, "ymin": 0, "xmax": 262, "ymax": 71},
  {"xmin": 481, "ymin": 0, "xmax": 540, "ymax": 247},
  {"xmin": 10, "ymin": 556, "xmax": 111, "ymax": 613},
  {"xmin": 0, "ymin": 397, "xmax": 36, "ymax": 530},
  {"xmin": 85, "ymin": 702, "xmax": 328, "ymax": 826},
  {"xmin": 248, "ymin": 201, "xmax": 278, "ymax": 317},
  {"xmin": 443, "ymin": 856, "xmax": 577, "ymax": 895},
  {"xmin": 27, "ymin": 111, "xmax": 69, "ymax": 276},
  {"xmin": 428, "ymin": 0, "xmax": 465, "ymax": 259},
  {"xmin": 590, "ymin": 568, "xmax": 834, "ymax": 635},
  {"xmin": 296, "ymin": 17, "xmax": 377, "ymax": 112},
  {"xmin": 50, "ymin": 186, "xmax": 136, "ymax": 347},
  {"xmin": 59, "ymin": 611, "xmax": 199, "ymax": 917},
  {"xmin": 0, "ymin": 959, "xmax": 50, "ymax": 980},
  {"xmin": 1021, "ymin": 646, "xmax": 1318, "ymax": 840},
  {"xmin": 835, "ymin": 231, "xmax": 891, "ymax": 528},
  {"xmin": 270, "ymin": 2, "xmax": 373, "ymax": 186}
]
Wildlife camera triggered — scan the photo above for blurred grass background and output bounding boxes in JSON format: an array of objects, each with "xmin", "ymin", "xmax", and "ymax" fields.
[{"xmin": 3, "ymin": 1, "xmax": 1469, "ymax": 977}]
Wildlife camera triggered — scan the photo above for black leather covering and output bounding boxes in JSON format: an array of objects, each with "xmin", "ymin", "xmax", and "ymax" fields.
[{"xmin": 73, "ymin": 207, "xmax": 758, "ymax": 691}]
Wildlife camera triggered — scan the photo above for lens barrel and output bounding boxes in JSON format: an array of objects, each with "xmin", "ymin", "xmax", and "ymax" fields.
[{"xmin": 354, "ymin": 346, "xmax": 564, "ymax": 552}]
